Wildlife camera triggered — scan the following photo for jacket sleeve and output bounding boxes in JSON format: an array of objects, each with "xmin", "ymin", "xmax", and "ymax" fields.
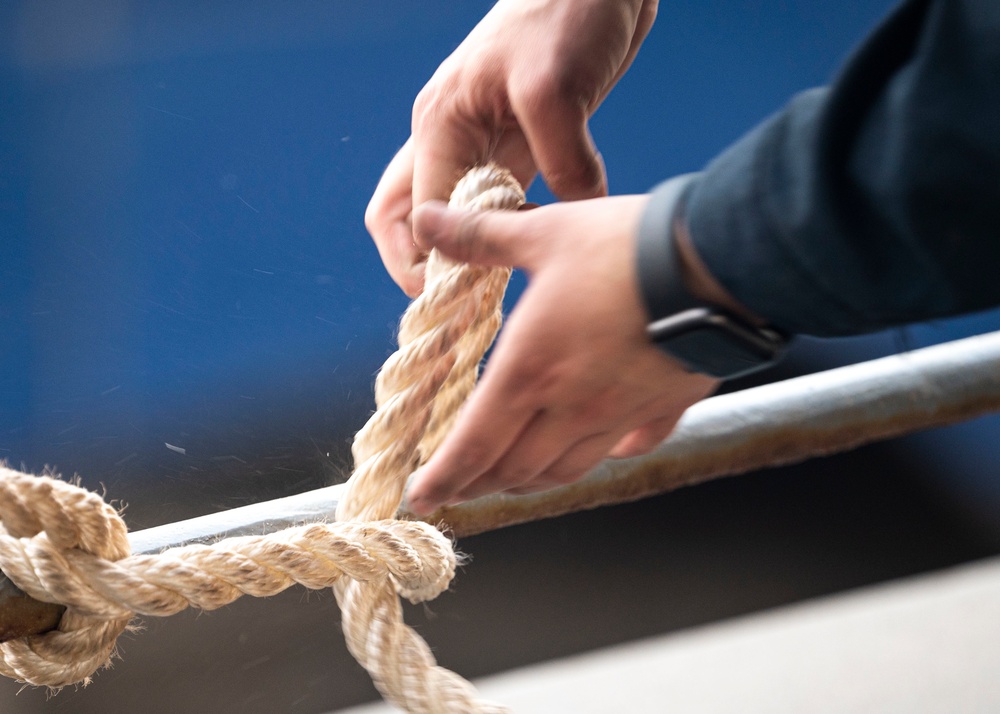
[{"xmin": 640, "ymin": 0, "xmax": 1000, "ymax": 337}]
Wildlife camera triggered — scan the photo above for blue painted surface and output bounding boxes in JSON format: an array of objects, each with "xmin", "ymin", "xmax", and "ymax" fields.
[{"xmin": 1, "ymin": 0, "xmax": 997, "ymax": 523}]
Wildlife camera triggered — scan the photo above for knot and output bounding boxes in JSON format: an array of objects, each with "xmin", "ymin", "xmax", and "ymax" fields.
[
  {"xmin": 253, "ymin": 521, "xmax": 457, "ymax": 605},
  {"xmin": 0, "ymin": 468, "xmax": 458, "ymax": 689},
  {"xmin": 0, "ymin": 465, "xmax": 132, "ymax": 688}
]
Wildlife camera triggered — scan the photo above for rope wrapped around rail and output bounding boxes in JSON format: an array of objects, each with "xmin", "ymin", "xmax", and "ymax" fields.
[
  {"xmin": 0, "ymin": 469, "xmax": 456, "ymax": 689},
  {"xmin": 0, "ymin": 164, "xmax": 524, "ymax": 711}
]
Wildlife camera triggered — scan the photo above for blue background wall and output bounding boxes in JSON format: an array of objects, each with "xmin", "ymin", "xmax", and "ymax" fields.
[{"xmin": 1, "ymin": 2, "xmax": 999, "ymax": 711}]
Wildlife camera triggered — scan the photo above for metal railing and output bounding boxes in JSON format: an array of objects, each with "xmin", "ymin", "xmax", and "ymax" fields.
[{"xmin": 3, "ymin": 329, "xmax": 1000, "ymax": 641}]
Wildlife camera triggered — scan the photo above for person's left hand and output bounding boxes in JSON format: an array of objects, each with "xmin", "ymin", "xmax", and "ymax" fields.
[
  {"xmin": 365, "ymin": 0, "xmax": 658, "ymax": 297},
  {"xmin": 404, "ymin": 195, "xmax": 719, "ymax": 515}
]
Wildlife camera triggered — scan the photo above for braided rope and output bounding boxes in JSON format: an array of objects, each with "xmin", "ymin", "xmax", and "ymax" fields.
[{"xmin": 0, "ymin": 165, "xmax": 523, "ymax": 711}]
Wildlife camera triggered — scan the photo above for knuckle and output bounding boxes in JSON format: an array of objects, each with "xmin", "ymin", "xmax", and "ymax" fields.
[
  {"xmin": 412, "ymin": 85, "xmax": 434, "ymax": 118},
  {"xmin": 515, "ymin": 62, "xmax": 590, "ymax": 113},
  {"xmin": 412, "ymin": 83, "xmax": 447, "ymax": 131},
  {"xmin": 412, "ymin": 66, "xmax": 463, "ymax": 131},
  {"xmin": 505, "ymin": 371, "xmax": 557, "ymax": 411},
  {"xmin": 512, "ymin": 355, "xmax": 575, "ymax": 396},
  {"xmin": 547, "ymin": 66, "xmax": 593, "ymax": 108},
  {"xmin": 571, "ymin": 397, "xmax": 616, "ymax": 428}
]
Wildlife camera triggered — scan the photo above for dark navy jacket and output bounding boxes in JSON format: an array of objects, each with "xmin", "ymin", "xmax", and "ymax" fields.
[{"xmin": 639, "ymin": 0, "xmax": 1000, "ymax": 337}]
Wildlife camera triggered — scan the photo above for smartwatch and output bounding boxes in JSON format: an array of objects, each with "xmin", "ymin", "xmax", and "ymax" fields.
[{"xmin": 637, "ymin": 176, "xmax": 789, "ymax": 380}]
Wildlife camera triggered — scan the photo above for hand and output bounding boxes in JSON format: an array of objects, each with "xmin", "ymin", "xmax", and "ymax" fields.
[
  {"xmin": 404, "ymin": 196, "xmax": 719, "ymax": 516},
  {"xmin": 366, "ymin": 0, "xmax": 659, "ymax": 296}
]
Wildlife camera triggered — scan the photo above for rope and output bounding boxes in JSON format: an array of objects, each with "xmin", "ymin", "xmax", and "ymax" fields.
[
  {"xmin": 0, "ymin": 164, "xmax": 525, "ymax": 711},
  {"xmin": 334, "ymin": 165, "xmax": 523, "ymax": 712},
  {"xmin": 0, "ymin": 468, "xmax": 132, "ymax": 687}
]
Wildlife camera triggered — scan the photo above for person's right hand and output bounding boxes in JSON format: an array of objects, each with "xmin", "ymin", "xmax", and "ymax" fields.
[{"xmin": 365, "ymin": 0, "xmax": 659, "ymax": 296}]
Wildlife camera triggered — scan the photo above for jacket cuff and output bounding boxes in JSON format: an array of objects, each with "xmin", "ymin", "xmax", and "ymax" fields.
[{"xmin": 635, "ymin": 173, "xmax": 701, "ymax": 322}]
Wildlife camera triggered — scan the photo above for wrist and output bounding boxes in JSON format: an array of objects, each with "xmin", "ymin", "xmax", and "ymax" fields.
[
  {"xmin": 671, "ymin": 195, "xmax": 767, "ymax": 328},
  {"xmin": 635, "ymin": 174, "xmax": 790, "ymax": 380}
]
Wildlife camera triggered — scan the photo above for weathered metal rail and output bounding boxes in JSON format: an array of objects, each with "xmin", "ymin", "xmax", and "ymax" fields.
[{"xmin": 3, "ymin": 330, "xmax": 1000, "ymax": 642}]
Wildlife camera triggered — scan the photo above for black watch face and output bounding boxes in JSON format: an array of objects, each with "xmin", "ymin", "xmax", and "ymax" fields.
[{"xmin": 649, "ymin": 310, "xmax": 786, "ymax": 379}]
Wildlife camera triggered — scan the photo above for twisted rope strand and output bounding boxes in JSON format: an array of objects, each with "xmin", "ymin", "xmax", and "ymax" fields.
[{"xmin": 334, "ymin": 165, "xmax": 523, "ymax": 712}]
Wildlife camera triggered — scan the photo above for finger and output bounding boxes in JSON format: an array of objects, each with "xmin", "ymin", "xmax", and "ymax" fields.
[
  {"xmin": 475, "ymin": 388, "xmax": 679, "ymax": 499},
  {"xmin": 412, "ymin": 201, "xmax": 544, "ymax": 270},
  {"xmin": 452, "ymin": 411, "xmax": 574, "ymax": 501},
  {"xmin": 491, "ymin": 126, "xmax": 537, "ymax": 192},
  {"xmin": 590, "ymin": 3, "xmax": 659, "ymax": 112},
  {"xmin": 607, "ymin": 415, "xmax": 680, "ymax": 459},
  {"xmin": 365, "ymin": 140, "xmax": 427, "ymax": 296},
  {"xmin": 411, "ymin": 95, "xmax": 489, "ymax": 208},
  {"xmin": 404, "ymin": 377, "xmax": 540, "ymax": 516},
  {"xmin": 411, "ymin": 107, "xmax": 536, "ymax": 211},
  {"xmin": 502, "ymin": 430, "xmax": 623, "ymax": 496},
  {"xmin": 451, "ymin": 409, "xmax": 584, "ymax": 501},
  {"xmin": 608, "ymin": 1, "xmax": 658, "ymax": 96},
  {"xmin": 454, "ymin": 383, "xmax": 649, "ymax": 501},
  {"xmin": 512, "ymin": 88, "xmax": 607, "ymax": 200}
]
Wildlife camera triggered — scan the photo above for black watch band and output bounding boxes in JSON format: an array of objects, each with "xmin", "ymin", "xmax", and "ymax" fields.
[{"xmin": 637, "ymin": 176, "xmax": 789, "ymax": 380}]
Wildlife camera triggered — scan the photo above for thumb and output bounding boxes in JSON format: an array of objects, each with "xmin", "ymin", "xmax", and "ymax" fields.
[{"xmin": 412, "ymin": 200, "xmax": 538, "ymax": 269}]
